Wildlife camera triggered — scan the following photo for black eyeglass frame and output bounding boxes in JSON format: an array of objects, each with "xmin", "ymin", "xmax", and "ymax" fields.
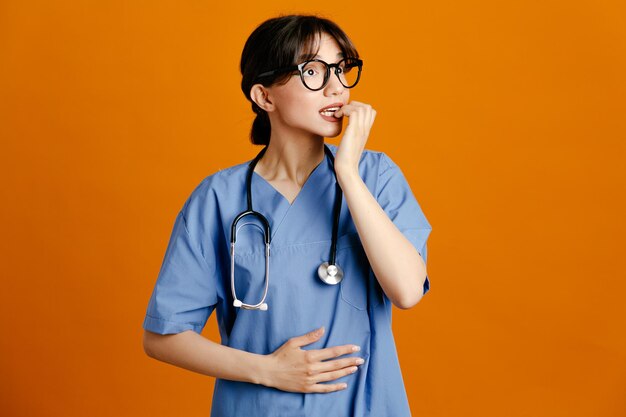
[{"xmin": 255, "ymin": 58, "xmax": 363, "ymax": 91}]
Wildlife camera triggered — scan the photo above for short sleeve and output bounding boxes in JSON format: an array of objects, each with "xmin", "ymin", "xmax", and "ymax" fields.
[
  {"xmin": 375, "ymin": 152, "xmax": 432, "ymax": 296},
  {"xmin": 143, "ymin": 202, "xmax": 219, "ymax": 334}
]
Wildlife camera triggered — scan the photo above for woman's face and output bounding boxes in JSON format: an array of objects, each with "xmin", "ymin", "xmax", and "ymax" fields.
[{"xmin": 266, "ymin": 32, "xmax": 350, "ymax": 140}]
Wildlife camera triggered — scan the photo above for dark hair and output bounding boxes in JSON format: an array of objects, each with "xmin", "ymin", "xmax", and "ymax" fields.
[{"xmin": 240, "ymin": 15, "xmax": 360, "ymax": 146}]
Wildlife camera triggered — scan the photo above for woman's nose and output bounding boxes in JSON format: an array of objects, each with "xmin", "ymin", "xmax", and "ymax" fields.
[{"xmin": 325, "ymin": 71, "xmax": 345, "ymax": 95}]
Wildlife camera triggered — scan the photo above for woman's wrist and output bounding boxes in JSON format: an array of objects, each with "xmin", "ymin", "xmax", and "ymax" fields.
[
  {"xmin": 250, "ymin": 352, "xmax": 273, "ymax": 386},
  {"xmin": 335, "ymin": 163, "xmax": 359, "ymax": 180}
]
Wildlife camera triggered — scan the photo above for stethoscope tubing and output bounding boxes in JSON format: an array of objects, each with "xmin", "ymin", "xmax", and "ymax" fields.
[{"xmin": 230, "ymin": 144, "xmax": 343, "ymax": 310}]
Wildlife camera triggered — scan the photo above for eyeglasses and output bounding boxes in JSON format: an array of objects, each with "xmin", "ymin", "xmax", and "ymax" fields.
[{"xmin": 256, "ymin": 58, "xmax": 363, "ymax": 91}]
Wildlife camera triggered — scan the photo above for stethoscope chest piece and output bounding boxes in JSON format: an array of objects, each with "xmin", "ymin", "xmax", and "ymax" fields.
[{"xmin": 318, "ymin": 262, "xmax": 344, "ymax": 285}]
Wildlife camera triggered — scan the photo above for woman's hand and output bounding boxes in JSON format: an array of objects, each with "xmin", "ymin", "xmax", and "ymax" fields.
[
  {"xmin": 333, "ymin": 101, "xmax": 377, "ymax": 176},
  {"xmin": 260, "ymin": 327, "xmax": 364, "ymax": 393}
]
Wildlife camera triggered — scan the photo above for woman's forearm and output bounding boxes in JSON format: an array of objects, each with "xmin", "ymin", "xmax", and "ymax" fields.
[
  {"xmin": 336, "ymin": 167, "xmax": 427, "ymax": 309},
  {"xmin": 143, "ymin": 330, "xmax": 267, "ymax": 385}
]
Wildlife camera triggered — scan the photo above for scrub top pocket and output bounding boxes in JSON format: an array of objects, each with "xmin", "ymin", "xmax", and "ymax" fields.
[{"xmin": 336, "ymin": 232, "xmax": 371, "ymax": 311}]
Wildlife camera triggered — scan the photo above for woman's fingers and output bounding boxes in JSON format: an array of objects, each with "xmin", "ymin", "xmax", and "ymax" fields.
[
  {"xmin": 312, "ymin": 365, "xmax": 359, "ymax": 384},
  {"xmin": 307, "ymin": 382, "xmax": 348, "ymax": 393},
  {"xmin": 333, "ymin": 101, "xmax": 359, "ymax": 117},
  {"xmin": 288, "ymin": 326, "xmax": 325, "ymax": 348},
  {"xmin": 335, "ymin": 102, "xmax": 375, "ymax": 130},
  {"xmin": 366, "ymin": 108, "xmax": 376, "ymax": 135},
  {"xmin": 307, "ymin": 344, "xmax": 359, "ymax": 362},
  {"xmin": 334, "ymin": 102, "xmax": 366, "ymax": 118},
  {"xmin": 334, "ymin": 102, "xmax": 359, "ymax": 118},
  {"xmin": 312, "ymin": 356, "xmax": 364, "ymax": 376}
]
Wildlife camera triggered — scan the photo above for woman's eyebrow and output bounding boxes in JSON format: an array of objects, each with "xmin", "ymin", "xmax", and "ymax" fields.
[
  {"xmin": 313, "ymin": 52, "xmax": 344, "ymax": 59},
  {"xmin": 297, "ymin": 52, "xmax": 344, "ymax": 61}
]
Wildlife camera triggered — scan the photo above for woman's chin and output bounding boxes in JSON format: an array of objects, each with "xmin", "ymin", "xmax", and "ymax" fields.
[{"xmin": 324, "ymin": 126, "xmax": 343, "ymax": 138}]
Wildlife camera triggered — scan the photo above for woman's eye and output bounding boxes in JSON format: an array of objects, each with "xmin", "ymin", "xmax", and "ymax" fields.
[{"xmin": 304, "ymin": 69, "xmax": 317, "ymax": 77}]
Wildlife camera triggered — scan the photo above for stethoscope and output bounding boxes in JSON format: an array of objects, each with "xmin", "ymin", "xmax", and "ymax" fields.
[{"xmin": 230, "ymin": 144, "xmax": 344, "ymax": 311}]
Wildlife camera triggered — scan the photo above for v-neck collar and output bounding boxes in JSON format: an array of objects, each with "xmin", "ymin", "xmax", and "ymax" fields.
[
  {"xmin": 251, "ymin": 152, "xmax": 327, "ymax": 207},
  {"xmin": 249, "ymin": 148, "xmax": 335, "ymax": 242}
]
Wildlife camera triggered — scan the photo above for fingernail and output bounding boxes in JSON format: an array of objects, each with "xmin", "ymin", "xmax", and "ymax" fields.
[
  {"xmin": 341, "ymin": 383, "xmax": 347, "ymax": 389},
  {"xmin": 352, "ymin": 346, "xmax": 360, "ymax": 352},
  {"xmin": 356, "ymin": 358, "xmax": 364, "ymax": 365}
]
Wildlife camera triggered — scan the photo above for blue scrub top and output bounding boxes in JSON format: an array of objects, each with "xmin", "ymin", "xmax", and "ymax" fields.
[{"xmin": 143, "ymin": 144, "xmax": 431, "ymax": 417}]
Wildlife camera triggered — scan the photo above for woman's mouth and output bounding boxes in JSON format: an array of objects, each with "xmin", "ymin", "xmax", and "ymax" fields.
[
  {"xmin": 319, "ymin": 112, "xmax": 341, "ymax": 122},
  {"xmin": 320, "ymin": 107, "xmax": 341, "ymax": 117},
  {"xmin": 319, "ymin": 106, "xmax": 342, "ymax": 122}
]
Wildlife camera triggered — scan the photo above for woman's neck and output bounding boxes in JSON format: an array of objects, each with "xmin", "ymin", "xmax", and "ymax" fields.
[{"xmin": 255, "ymin": 134, "xmax": 326, "ymax": 187}]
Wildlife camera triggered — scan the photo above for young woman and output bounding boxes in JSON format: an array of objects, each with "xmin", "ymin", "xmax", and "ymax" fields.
[{"xmin": 143, "ymin": 14, "xmax": 431, "ymax": 417}]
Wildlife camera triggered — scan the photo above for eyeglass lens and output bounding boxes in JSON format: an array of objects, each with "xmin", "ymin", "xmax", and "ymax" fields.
[{"xmin": 301, "ymin": 59, "xmax": 360, "ymax": 90}]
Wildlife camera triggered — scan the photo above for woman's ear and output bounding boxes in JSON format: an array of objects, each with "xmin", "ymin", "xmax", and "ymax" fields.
[{"xmin": 250, "ymin": 84, "xmax": 275, "ymax": 112}]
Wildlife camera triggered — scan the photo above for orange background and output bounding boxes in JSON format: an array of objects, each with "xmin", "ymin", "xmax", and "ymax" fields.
[{"xmin": 1, "ymin": 1, "xmax": 625, "ymax": 416}]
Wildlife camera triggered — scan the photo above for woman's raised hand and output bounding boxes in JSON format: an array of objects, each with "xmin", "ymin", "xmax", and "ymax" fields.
[
  {"xmin": 333, "ymin": 101, "xmax": 377, "ymax": 175},
  {"xmin": 260, "ymin": 326, "xmax": 364, "ymax": 393}
]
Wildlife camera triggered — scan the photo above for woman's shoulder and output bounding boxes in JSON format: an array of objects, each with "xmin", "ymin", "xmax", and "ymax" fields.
[
  {"xmin": 196, "ymin": 159, "xmax": 252, "ymax": 191},
  {"xmin": 179, "ymin": 160, "xmax": 250, "ymax": 216}
]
